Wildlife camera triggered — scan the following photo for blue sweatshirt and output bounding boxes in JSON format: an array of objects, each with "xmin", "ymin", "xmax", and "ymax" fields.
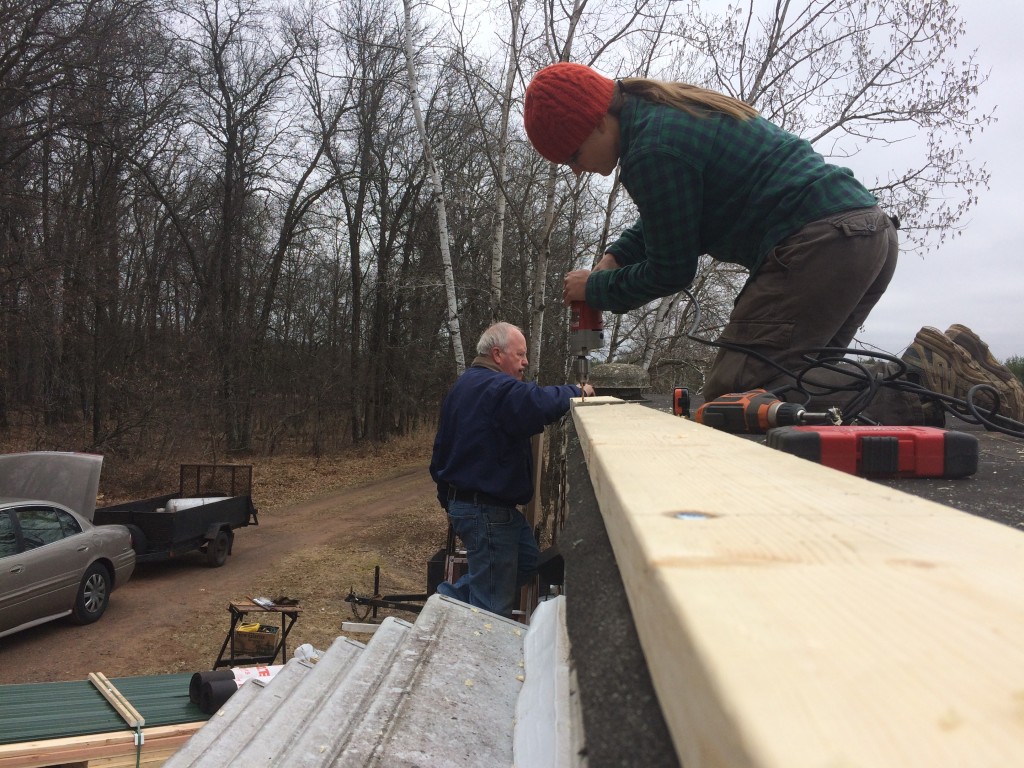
[{"xmin": 430, "ymin": 358, "xmax": 582, "ymax": 507}]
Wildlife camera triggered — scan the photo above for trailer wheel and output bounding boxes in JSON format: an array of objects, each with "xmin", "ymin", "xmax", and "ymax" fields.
[
  {"xmin": 206, "ymin": 530, "xmax": 231, "ymax": 567},
  {"xmin": 125, "ymin": 524, "xmax": 148, "ymax": 557},
  {"xmin": 72, "ymin": 563, "xmax": 111, "ymax": 624}
]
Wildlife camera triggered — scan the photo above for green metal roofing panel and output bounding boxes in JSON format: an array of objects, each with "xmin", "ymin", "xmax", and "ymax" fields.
[{"xmin": 0, "ymin": 673, "xmax": 208, "ymax": 745}]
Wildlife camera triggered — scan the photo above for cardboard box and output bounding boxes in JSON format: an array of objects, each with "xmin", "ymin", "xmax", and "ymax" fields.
[{"xmin": 233, "ymin": 623, "xmax": 279, "ymax": 656}]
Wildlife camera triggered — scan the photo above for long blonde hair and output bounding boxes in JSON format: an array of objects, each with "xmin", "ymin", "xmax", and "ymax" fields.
[{"xmin": 615, "ymin": 78, "xmax": 758, "ymax": 121}]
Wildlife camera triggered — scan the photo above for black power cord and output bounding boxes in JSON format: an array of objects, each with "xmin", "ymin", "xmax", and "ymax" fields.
[{"xmin": 676, "ymin": 288, "xmax": 1024, "ymax": 439}]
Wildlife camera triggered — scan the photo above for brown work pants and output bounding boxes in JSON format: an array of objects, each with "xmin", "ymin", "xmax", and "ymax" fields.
[{"xmin": 703, "ymin": 206, "xmax": 929, "ymax": 425}]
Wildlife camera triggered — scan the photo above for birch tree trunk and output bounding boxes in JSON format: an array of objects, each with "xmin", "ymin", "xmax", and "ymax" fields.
[
  {"xmin": 527, "ymin": 0, "xmax": 590, "ymax": 380},
  {"xmin": 528, "ymin": 167, "xmax": 558, "ymax": 380},
  {"xmin": 488, "ymin": 0, "xmax": 525, "ymax": 323},
  {"xmin": 595, "ymin": 168, "xmax": 623, "ymax": 363},
  {"xmin": 403, "ymin": 0, "xmax": 466, "ymax": 373},
  {"xmin": 642, "ymin": 294, "xmax": 682, "ymax": 370}
]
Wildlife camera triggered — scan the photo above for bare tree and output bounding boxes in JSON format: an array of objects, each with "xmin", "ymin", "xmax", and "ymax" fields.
[
  {"xmin": 0, "ymin": 0, "xmax": 187, "ymax": 439},
  {"xmin": 680, "ymin": 0, "xmax": 992, "ymax": 251},
  {"xmin": 0, "ymin": 0, "xmax": 999, "ymax": 460},
  {"xmin": 321, "ymin": 0, "xmax": 400, "ymax": 442},
  {"xmin": 152, "ymin": 0, "xmax": 348, "ymax": 450},
  {"xmin": 403, "ymin": 0, "xmax": 465, "ymax": 374},
  {"xmin": 485, "ymin": 2, "xmax": 524, "ymax": 323}
]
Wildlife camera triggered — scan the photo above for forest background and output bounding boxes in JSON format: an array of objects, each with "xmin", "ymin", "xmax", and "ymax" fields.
[{"xmin": 0, "ymin": 0, "xmax": 1003, "ymax": 492}]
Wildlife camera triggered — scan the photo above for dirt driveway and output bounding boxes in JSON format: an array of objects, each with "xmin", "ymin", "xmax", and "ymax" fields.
[{"xmin": 0, "ymin": 462, "xmax": 442, "ymax": 686}]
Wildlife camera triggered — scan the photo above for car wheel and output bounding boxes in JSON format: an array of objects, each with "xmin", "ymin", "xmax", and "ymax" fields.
[
  {"xmin": 72, "ymin": 563, "xmax": 111, "ymax": 624},
  {"xmin": 206, "ymin": 530, "xmax": 231, "ymax": 567}
]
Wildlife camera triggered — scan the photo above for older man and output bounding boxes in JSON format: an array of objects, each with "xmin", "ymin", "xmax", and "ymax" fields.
[{"xmin": 429, "ymin": 322, "xmax": 594, "ymax": 617}]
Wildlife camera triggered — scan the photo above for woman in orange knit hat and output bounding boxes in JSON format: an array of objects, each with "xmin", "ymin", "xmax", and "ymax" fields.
[{"xmin": 522, "ymin": 62, "xmax": 1024, "ymax": 426}]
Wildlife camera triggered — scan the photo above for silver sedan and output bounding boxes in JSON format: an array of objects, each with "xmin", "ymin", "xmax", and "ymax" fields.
[{"xmin": 0, "ymin": 499, "xmax": 136, "ymax": 638}]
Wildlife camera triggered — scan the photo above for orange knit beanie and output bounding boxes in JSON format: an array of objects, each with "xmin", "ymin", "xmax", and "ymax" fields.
[{"xmin": 524, "ymin": 63, "xmax": 616, "ymax": 164}]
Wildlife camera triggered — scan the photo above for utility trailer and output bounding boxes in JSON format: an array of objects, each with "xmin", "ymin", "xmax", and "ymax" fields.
[{"xmin": 93, "ymin": 464, "xmax": 258, "ymax": 567}]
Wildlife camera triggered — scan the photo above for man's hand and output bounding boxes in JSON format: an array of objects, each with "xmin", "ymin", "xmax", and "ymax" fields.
[{"xmin": 581, "ymin": 384, "xmax": 596, "ymax": 397}]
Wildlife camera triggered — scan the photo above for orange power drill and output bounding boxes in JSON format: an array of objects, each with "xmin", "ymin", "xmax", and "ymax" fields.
[
  {"xmin": 695, "ymin": 389, "xmax": 841, "ymax": 434},
  {"xmin": 569, "ymin": 301, "xmax": 604, "ymax": 389}
]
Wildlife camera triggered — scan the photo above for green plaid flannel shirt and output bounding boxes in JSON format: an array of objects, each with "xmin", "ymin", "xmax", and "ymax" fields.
[{"xmin": 588, "ymin": 97, "xmax": 878, "ymax": 313}]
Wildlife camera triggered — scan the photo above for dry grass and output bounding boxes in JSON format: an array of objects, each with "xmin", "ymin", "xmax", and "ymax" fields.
[
  {"xmin": 245, "ymin": 428, "xmax": 436, "ymax": 510},
  {"xmin": 246, "ymin": 496, "xmax": 441, "ymax": 652},
  {"xmin": 167, "ymin": 489, "xmax": 443, "ymax": 663},
  {"xmin": 215, "ymin": 428, "xmax": 445, "ymax": 652}
]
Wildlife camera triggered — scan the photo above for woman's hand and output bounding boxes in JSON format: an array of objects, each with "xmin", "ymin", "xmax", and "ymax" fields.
[
  {"xmin": 563, "ymin": 253, "xmax": 618, "ymax": 305},
  {"xmin": 562, "ymin": 270, "xmax": 591, "ymax": 305}
]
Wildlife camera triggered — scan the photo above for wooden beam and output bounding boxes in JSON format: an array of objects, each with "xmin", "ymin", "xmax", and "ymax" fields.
[
  {"xmin": 0, "ymin": 723, "xmax": 202, "ymax": 768},
  {"xmin": 88, "ymin": 673, "xmax": 145, "ymax": 729},
  {"xmin": 571, "ymin": 399, "xmax": 1024, "ymax": 768}
]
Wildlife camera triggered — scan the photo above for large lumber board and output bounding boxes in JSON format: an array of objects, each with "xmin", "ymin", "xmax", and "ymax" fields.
[
  {"xmin": 570, "ymin": 398, "xmax": 1024, "ymax": 768},
  {"xmin": 0, "ymin": 723, "xmax": 202, "ymax": 768}
]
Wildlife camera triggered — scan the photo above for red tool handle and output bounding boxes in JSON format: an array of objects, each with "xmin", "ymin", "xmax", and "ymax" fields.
[{"xmin": 570, "ymin": 301, "xmax": 604, "ymax": 333}]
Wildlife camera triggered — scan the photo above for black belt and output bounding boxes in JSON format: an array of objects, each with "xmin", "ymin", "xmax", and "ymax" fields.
[{"xmin": 447, "ymin": 487, "xmax": 515, "ymax": 508}]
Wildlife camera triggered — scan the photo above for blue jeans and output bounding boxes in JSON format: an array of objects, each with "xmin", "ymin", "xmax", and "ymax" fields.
[{"xmin": 436, "ymin": 500, "xmax": 539, "ymax": 617}]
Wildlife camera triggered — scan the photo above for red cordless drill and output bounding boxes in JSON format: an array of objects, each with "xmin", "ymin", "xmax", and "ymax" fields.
[
  {"xmin": 569, "ymin": 301, "xmax": 605, "ymax": 391},
  {"xmin": 695, "ymin": 389, "xmax": 841, "ymax": 434}
]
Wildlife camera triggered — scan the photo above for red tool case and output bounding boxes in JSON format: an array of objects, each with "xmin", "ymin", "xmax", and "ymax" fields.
[{"xmin": 766, "ymin": 425, "xmax": 979, "ymax": 478}]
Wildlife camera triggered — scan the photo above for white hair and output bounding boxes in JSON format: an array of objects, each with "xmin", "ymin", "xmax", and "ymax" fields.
[{"xmin": 477, "ymin": 322, "xmax": 523, "ymax": 355}]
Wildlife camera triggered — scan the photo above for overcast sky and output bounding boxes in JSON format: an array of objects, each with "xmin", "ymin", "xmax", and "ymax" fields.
[{"xmin": 853, "ymin": 4, "xmax": 1024, "ymax": 362}]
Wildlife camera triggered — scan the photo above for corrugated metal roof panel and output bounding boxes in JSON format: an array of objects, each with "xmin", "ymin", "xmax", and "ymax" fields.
[
  {"xmin": 0, "ymin": 672, "xmax": 206, "ymax": 744},
  {"xmin": 169, "ymin": 637, "xmax": 363, "ymax": 766},
  {"xmin": 165, "ymin": 595, "xmax": 528, "ymax": 768},
  {"xmin": 2, "ymin": 597, "xmax": 579, "ymax": 766}
]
